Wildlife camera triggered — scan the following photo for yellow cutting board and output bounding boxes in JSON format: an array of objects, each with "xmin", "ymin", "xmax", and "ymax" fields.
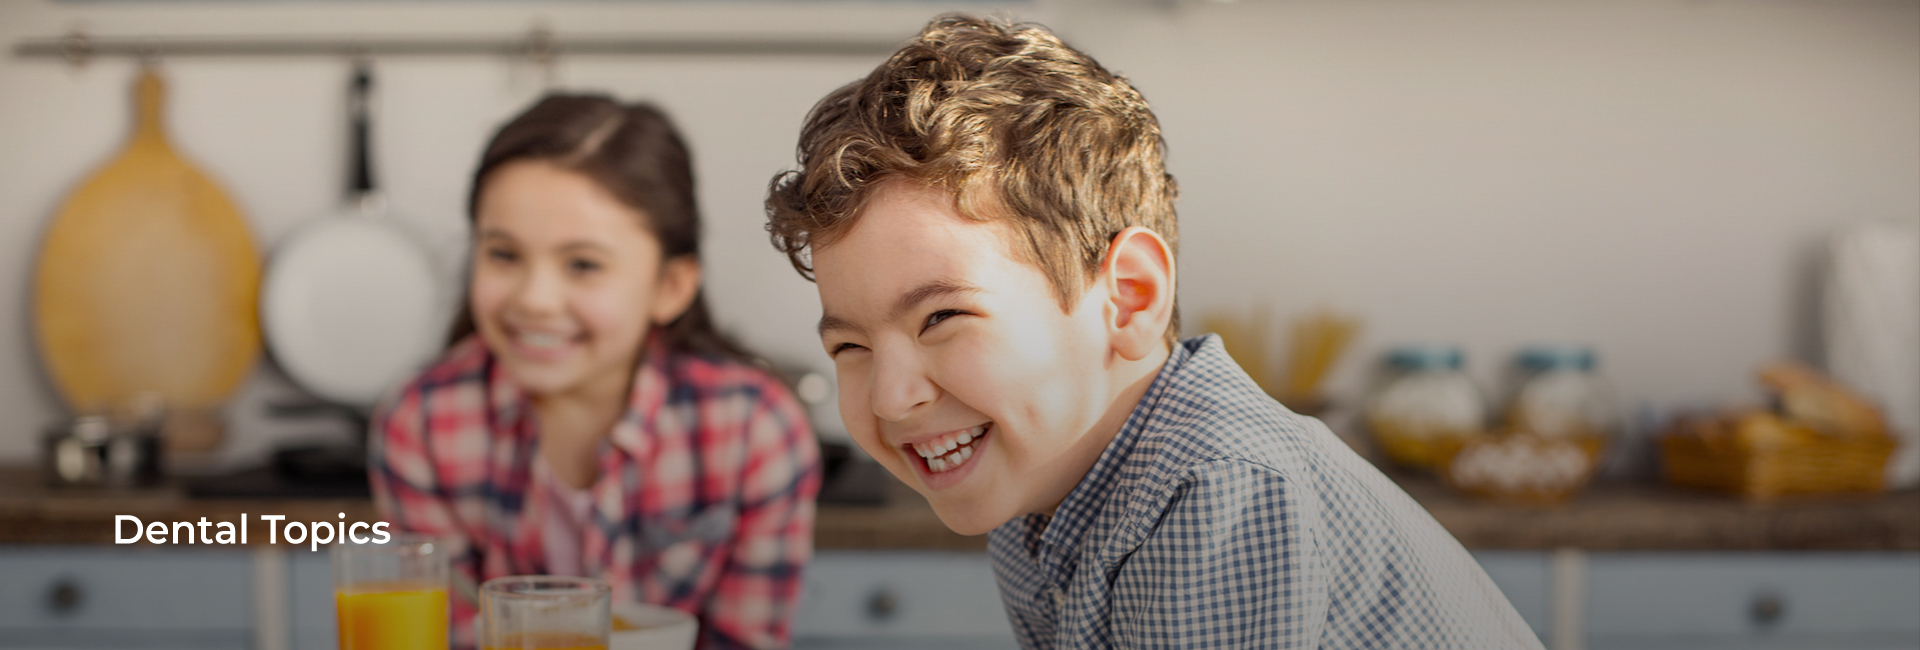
[{"xmin": 34, "ymin": 65, "xmax": 261, "ymax": 415}]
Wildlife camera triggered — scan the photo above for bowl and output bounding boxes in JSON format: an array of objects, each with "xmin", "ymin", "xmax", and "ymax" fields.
[
  {"xmin": 1437, "ymin": 432, "xmax": 1606, "ymax": 506},
  {"xmin": 610, "ymin": 602, "xmax": 697, "ymax": 650}
]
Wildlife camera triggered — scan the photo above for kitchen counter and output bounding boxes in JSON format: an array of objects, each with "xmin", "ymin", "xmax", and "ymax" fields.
[
  {"xmin": 1396, "ymin": 472, "xmax": 1920, "ymax": 551},
  {"xmin": 1, "ymin": 467, "xmax": 1913, "ymax": 551}
]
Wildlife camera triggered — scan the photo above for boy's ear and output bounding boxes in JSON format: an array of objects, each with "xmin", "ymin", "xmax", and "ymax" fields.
[
  {"xmin": 1100, "ymin": 227, "xmax": 1175, "ymax": 362},
  {"xmin": 650, "ymin": 256, "xmax": 704, "ymax": 325}
]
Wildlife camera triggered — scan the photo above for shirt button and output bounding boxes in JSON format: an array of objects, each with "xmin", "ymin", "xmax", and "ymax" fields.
[{"xmin": 1050, "ymin": 589, "xmax": 1066, "ymax": 607}]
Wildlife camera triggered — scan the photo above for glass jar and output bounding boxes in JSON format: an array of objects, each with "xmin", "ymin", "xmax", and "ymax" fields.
[
  {"xmin": 1364, "ymin": 345, "xmax": 1487, "ymax": 469},
  {"xmin": 1506, "ymin": 346, "xmax": 1617, "ymax": 440}
]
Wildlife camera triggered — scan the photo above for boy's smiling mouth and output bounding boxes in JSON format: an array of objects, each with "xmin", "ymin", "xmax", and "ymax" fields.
[{"xmin": 908, "ymin": 423, "xmax": 990, "ymax": 474}]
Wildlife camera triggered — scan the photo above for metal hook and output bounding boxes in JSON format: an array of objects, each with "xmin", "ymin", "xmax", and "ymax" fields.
[
  {"xmin": 523, "ymin": 22, "xmax": 558, "ymax": 90},
  {"xmin": 135, "ymin": 45, "xmax": 160, "ymax": 72},
  {"xmin": 59, "ymin": 28, "xmax": 92, "ymax": 69}
]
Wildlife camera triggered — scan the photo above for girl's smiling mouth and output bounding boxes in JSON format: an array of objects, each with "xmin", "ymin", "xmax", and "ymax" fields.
[
  {"xmin": 504, "ymin": 325, "xmax": 584, "ymax": 360},
  {"xmin": 908, "ymin": 423, "xmax": 990, "ymax": 475}
]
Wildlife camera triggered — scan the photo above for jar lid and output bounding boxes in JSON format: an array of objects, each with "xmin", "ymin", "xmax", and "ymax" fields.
[
  {"xmin": 1517, "ymin": 345, "xmax": 1596, "ymax": 372},
  {"xmin": 1387, "ymin": 345, "xmax": 1464, "ymax": 371}
]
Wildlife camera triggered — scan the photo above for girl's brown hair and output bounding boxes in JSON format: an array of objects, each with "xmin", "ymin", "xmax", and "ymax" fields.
[{"xmin": 449, "ymin": 94, "xmax": 752, "ymax": 362}]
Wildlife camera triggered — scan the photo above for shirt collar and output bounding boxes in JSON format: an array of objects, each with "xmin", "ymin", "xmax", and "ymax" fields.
[
  {"xmin": 1028, "ymin": 335, "xmax": 1212, "ymax": 571},
  {"xmin": 607, "ymin": 330, "xmax": 672, "ymax": 459},
  {"xmin": 483, "ymin": 328, "xmax": 673, "ymax": 458}
]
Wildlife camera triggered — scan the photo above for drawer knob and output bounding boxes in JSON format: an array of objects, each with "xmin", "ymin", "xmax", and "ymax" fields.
[
  {"xmin": 47, "ymin": 578, "xmax": 84, "ymax": 616},
  {"xmin": 866, "ymin": 587, "xmax": 899, "ymax": 622},
  {"xmin": 1750, "ymin": 592, "xmax": 1785, "ymax": 628}
]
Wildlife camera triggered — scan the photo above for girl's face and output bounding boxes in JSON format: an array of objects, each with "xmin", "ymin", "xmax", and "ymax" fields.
[{"xmin": 470, "ymin": 160, "xmax": 700, "ymax": 401}]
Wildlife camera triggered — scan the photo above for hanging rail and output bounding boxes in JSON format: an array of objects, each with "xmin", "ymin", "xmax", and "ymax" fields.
[{"xmin": 12, "ymin": 28, "xmax": 904, "ymax": 65}]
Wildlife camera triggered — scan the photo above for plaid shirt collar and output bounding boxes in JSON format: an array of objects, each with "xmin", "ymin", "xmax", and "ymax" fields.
[
  {"xmin": 1017, "ymin": 335, "xmax": 1210, "ymax": 586},
  {"xmin": 484, "ymin": 330, "xmax": 674, "ymax": 462}
]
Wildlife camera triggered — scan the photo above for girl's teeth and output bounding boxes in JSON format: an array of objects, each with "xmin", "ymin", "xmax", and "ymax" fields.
[
  {"xmin": 957, "ymin": 431, "xmax": 973, "ymax": 445},
  {"xmin": 520, "ymin": 332, "xmax": 565, "ymax": 349}
]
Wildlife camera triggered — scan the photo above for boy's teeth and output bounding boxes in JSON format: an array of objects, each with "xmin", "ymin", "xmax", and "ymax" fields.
[{"xmin": 912, "ymin": 424, "xmax": 989, "ymax": 472}]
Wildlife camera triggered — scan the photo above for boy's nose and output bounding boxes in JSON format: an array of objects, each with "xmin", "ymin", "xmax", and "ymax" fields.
[{"xmin": 869, "ymin": 351, "xmax": 937, "ymax": 422}]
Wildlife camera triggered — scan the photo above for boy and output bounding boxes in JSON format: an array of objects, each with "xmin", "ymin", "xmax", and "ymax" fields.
[{"xmin": 766, "ymin": 14, "xmax": 1542, "ymax": 649}]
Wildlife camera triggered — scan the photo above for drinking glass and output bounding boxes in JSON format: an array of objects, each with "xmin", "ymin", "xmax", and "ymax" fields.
[
  {"xmin": 333, "ymin": 533, "xmax": 450, "ymax": 650},
  {"xmin": 480, "ymin": 576, "xmax": 612, "ymax": 650}
]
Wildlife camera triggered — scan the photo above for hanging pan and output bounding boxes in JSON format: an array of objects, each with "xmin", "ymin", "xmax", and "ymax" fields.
[{"xmin": 260, "ymin": 61, "xmax": 444, "ymax": 412}]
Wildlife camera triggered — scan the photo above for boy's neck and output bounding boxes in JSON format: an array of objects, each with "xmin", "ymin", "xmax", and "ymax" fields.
[{"xmin": 1040, "ymin": 342, "xmax": 1173, "ymax": 516}]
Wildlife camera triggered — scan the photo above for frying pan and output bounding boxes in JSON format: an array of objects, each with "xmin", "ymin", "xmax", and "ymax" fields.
[{"xmin": 259, "ymin": 62, "xmax": 443, "ymax": 411}]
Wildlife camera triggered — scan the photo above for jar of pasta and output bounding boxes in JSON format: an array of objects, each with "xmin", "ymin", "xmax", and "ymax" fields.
[
  {"xmin": 1364, "ymin": 345, "xmax": 1487, "ymax": 470},
  {"xmin": 1507, "ymin": 346, "xmax": 1617, "ymax": 440}
]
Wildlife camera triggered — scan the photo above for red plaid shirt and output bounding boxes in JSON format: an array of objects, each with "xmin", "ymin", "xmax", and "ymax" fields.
[{"xmin": 371, "ymin": 334, "xmax": 820, "ymax": 650}]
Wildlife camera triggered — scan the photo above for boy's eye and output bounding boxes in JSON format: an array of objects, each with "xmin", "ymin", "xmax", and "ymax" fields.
[
  {"xmin": 828, "ymin": 342, "xmax": 866, "ymax": 357},
  {"xmin": 484, "ymin": 247, "xmax": 518, "ymax": 263},
  {"xmin": 921, "ymin": 309, "xmax": 965, "ymax": 333}
]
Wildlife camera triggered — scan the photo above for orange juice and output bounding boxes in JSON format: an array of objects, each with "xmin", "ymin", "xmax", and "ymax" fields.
[
  {"xmin": 482, "ymin": 631, "xmax": 606, "ymax": 650},
  {"xmin": 335, "ymin": 582, "xmax": 448, "ymax": 650}
]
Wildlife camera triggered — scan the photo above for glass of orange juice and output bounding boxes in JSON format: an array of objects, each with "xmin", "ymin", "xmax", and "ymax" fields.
[
  {"xmin": 333, "ymin": 533, "xmax": 449, "ymax": 650},
  {"xmin": 480, "ymin": 576, "xmax": 611, "ymax": 650}
]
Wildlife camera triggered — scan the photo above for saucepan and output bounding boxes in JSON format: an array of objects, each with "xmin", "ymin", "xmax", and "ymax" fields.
[{"xmin": 42, "ymin": 414, "xmax": 162, "ymax": 488}]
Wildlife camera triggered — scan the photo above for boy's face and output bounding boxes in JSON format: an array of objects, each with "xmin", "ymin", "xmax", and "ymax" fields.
[{"xmin": 813, "ymin": 181, "xmax": 1126, "ymax": 535}]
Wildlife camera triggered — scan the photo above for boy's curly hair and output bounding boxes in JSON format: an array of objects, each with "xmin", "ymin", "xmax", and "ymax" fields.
[{"xmin": 766, "ymin": 14, "xmax": 1180, "ymax": 345}]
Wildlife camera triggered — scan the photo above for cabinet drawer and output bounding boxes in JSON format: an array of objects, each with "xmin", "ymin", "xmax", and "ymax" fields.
[
  {"xmin": 1472, "ymin": 550, "xmax": 1551, "ymax": 638},
  {"xmin": 794, "ymin": 551, "xmax": 1013, "ymax": 642},
  {"xmin": 0, "ymin": 547, "xmax": 252, "ymax": 632},
  {"xmin": 1589, "ymin": 552, "xmax": 1920, "ymax": 646},
  {"xmin": 289, "ymin": 548, "xmax": 337, "ymax": 650}
]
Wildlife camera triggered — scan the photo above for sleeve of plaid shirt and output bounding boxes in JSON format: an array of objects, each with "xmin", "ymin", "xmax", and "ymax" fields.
[
  {"xmin": 702, "ymin": 385, "xmax": 822, "ymax": 650},
  {"xmin": 367, "ymin": 384, "xmax": 490, "ymax": 648},
  {"xmin": 1112, "ymin": 460, "xmax": 1329, "ymax": 648}
]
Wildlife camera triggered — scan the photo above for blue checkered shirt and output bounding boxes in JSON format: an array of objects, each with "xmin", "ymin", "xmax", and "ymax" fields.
[{"xmin": 988, "ymin": 336, "xmax": 1543, "ymax": 649}]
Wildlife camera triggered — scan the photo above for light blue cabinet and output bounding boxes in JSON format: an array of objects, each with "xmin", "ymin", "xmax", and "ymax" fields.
[
  {"xmin": 1586, "ymin": 553, "xmax": 1920, "ymax": 650},
  {"xmin": 2, "ymin": 546, "xmax": 1916, "ymax": 649},
  {"xmin": 1467, "ymin": 551, "xmax": 1920, "ymax": 650},
  {"xmin": 287, "ymin": 548, "xmax": 335, "ymax": 650},
  {"xmin": 0, "ymin": 547, "xmax": 252, "ymax": 649},
  {"xmin": 1474, "ymin": 550, "xmax": 1554, "ymax": 637},
  {"xmin": 793, "ymin": 551, "xmax": 1017, "ymax": 650}
]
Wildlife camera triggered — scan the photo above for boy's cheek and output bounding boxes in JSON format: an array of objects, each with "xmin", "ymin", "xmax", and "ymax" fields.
[{"xmin": 835, "ymin": 378, "xmax": 884, "ymax": 459}]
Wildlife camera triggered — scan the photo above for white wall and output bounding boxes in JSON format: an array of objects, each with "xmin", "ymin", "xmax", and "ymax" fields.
[
  {"xmin": 0, "ymin": 0, "xmax": 1914, "ymax": 465},
  {"xmin": 1061, "ymin": 0, "xmax": 1920, "ymax": 413}
]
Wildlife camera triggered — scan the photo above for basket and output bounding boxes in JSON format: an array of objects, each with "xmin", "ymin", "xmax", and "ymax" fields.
[
  {"xmin": 1660, "ymin": 412, "xmax": 1895, "ymax": 502},
  {"xmin": 1436, "ymin": 432, "xmax": 1607, "ymax": 506}
]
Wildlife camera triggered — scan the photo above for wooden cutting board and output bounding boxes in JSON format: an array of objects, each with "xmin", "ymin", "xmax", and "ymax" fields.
[{"xmin": 34, "ymin": 65, "xmax": 261, "ymax": 415}]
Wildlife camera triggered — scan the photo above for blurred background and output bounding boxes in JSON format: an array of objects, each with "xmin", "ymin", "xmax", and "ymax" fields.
[{"xmin": 0, "ymin": 0, "xmax": 1914, "ymax": 649}]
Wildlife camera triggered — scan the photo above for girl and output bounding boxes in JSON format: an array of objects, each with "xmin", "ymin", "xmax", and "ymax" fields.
[{"xmin": 371, "ymin": 95, "xmax": 820, "ymax": 650}]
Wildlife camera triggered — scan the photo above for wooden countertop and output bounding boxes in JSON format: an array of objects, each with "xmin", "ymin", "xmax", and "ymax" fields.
[
  {"xmin": 2, "ymin": 467, "xmax": 1913, "ymax": 552},
  {"xmin": 1395, "ymin": 472, "xmax": 1920, "ymax": 552}
]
